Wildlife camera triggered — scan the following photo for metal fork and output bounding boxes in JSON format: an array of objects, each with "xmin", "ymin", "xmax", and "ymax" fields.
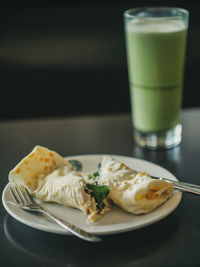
[
  {"xmin": 9, "ymin": 184, "xmax": 101, "ymax": 242},
  {"xmin": 151, "ymin": 175, "xmax": 200, "ymax": 195}
]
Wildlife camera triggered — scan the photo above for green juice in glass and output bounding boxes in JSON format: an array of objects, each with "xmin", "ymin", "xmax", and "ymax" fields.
[{"xmin": 125, "ymin": 18, "xmax": 188, "ymax": 133}]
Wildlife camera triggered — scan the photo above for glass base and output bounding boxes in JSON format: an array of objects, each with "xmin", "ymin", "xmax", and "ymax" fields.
[{"xmin": 134, "ymin": 124, "xmax": 182, "ymax": 150}]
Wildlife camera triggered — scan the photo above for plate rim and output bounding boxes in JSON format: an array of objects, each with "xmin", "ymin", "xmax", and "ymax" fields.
[{"xmin": 2, "ymin": 154, "xmax": 182, "ymax": 235}]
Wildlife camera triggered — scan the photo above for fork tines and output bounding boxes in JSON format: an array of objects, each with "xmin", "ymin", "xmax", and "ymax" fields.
[{"xmin": 10, "ymin": 184, "xmax": 35, "ymax": 207}]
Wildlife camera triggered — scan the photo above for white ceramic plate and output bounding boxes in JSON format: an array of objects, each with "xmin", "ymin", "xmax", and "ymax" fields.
[{"xmin": 2, "ymin": 154, "xmax": 182, "ymax": 235}]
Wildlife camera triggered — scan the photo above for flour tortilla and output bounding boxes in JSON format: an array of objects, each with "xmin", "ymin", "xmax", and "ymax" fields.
[
  {"xmin": 9, "ymin": 146, "xmax": 111, "ymax": 222},
  {"xmin": 99, "ymin": 156, "xmax": 174, "ymax": 214},
  {"xmin": 9, "ymin": 146, "xmax": 69, "ymax": 191}
]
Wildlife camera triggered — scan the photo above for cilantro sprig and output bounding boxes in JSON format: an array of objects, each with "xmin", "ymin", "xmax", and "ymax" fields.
[
  {"xmin": 85, "ymin": 183, "xmax": 110, "ymax": 211},
  {"xmin": 88, "ymin": 171, "xmax": 99, "ymax": 180}
]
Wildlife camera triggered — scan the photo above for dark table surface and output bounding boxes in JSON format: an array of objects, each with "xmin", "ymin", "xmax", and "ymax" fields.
[{"xmin": 1, "ymin": 108, "xmax": 200, "ymax": 267}]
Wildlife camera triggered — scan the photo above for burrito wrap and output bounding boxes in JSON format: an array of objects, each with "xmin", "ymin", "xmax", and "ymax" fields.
[{"xmin": 99, "ymin": 156, "xmax": 174, "ymax": 214}]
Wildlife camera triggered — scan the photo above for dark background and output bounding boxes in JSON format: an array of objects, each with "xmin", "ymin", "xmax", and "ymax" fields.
[{"xmin": 0, "ymin": 0, "xmax": 200, "ymax": 120}]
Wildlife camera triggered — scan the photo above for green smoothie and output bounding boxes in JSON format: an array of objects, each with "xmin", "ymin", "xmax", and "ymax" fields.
[{"xmin": 125, "ymin": 18, "xmax": 188, "ymax": 132}]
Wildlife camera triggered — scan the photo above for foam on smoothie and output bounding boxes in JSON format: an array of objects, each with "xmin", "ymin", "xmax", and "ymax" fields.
[{"xmin": 127, "ymin": 18, "xmax": 187, "ymax": 33}]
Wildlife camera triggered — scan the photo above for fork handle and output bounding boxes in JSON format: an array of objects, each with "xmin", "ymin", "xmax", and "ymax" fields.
[
  {"xmin": 171, "ymin": 182, "xmax": 200, "ymax": 195},
  {"xmin": 159, "ymin": 177, "xmax": 200, "ymax": 189},
  {"xmin": 151, "ymin": 176, "xmax": 200, "ymax": 195},
  {"xmin": 40, "ymin": 208, "xmax": 101, "ymax": 242}
]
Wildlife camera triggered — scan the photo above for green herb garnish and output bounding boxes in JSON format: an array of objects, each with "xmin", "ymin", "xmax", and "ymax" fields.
[
  {"xmin": 85, "ymin": 183, "xmax": 110, "ymax": 211},
  {"xmin": 88, "ymin": 171, "xmax": 99, "ymax": 180}
]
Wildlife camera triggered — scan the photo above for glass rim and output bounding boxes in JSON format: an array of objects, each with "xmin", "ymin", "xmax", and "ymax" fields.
[{"xmin": 124, "ymin": 6, "xmax": 189, "ymax": 19}]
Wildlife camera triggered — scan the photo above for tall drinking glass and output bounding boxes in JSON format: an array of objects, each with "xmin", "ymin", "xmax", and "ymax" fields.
[{"xmin": 124, "ymin": 7, "xmax": 189, "ymax": 149}]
